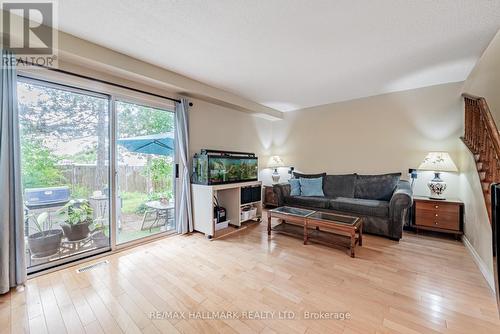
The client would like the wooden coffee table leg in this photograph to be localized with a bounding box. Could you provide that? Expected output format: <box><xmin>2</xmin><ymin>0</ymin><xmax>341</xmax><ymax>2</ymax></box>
<box><xmin>350</xmin><ymin>230</ymin><xmax>355</xmax><ymax>258</ymax></box>
<box><xmin>267</xmin><ymin>214</ymin><xmax>271</xmax><ymax>236</ymax></box>
<box><xmin>358</xmin><ymin>222</ymin><xmax>363</xmax><ymax>246</ymax></box>
<box><xmin>303</xmin><ymin>220</ymin><xmax>308</xmax><ymax>245</ymax></box>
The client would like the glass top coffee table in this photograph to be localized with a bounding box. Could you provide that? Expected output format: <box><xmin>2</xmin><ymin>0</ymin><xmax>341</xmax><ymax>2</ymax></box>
<box><xmin>268</xmin><ymin>206</ymin><xmax>362</xmax><ymax>257</ymax></box>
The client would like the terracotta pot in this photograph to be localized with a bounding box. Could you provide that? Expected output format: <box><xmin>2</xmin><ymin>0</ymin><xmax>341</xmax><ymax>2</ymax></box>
<box><xmin>28</xmin><ymin>229</ymin><xmax>63</xmax><ymax>258</ymax></box>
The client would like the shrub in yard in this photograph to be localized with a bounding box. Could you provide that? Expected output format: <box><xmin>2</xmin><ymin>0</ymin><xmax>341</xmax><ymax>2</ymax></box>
<box><xmin>71</xmin><ymin>184</ymin><xmax>91</xmax><ymax>199</ymax></box>
<box><xmin>142</xmin><ymin>157</ymin><xmax>173</xmax><ymax>193</ymax></box>
<box><xmin>21</xmin><ymin>139</ymin><xmax>65</xmax><ymax>188</ymax></box>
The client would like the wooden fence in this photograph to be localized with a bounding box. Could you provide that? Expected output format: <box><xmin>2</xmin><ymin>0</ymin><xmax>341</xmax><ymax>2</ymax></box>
<box><xmin>58</xmin><ymin>164</ymin><xmax>150</xmax><ymax>194</ymax></box>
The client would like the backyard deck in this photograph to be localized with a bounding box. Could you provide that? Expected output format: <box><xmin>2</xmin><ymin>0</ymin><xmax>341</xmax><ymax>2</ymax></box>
<box><xmin>25</xmin><ymin>211</ymin><xmax>176</xmax><ymax>269</ymax></box>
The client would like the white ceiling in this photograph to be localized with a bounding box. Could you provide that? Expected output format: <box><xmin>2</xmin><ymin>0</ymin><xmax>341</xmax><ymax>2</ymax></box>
<box><xmin>54</xmin><ymin>0</ymin><xmax>500</xmax><ymax>112</ymax></box>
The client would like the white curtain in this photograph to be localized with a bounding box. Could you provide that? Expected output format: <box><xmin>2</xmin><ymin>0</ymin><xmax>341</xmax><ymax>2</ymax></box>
<box><xmin>0</xmin><ymin>50</ymin><xmax>26</xmax><ymax>294</ymax></box>
<box><xmin>175</xmin><ymin>98</ymin><xmax>193</xmax><ymax>234</ymax></box>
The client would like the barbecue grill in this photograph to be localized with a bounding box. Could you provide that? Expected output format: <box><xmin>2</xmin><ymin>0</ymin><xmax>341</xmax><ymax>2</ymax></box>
<box><xmin>24</xmin><ymin>186</ymin><xmax>71</xmax><ymax>236</ymax></box>
<box><xmin>25</xmin><ymin>186</ymin><xmax>71</xmax><ymax>209</ymax></box>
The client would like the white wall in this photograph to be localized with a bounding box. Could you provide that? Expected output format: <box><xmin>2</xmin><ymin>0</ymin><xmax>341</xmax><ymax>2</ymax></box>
<box><xmin>458</xmin><ymin>29</ymin><xmax>500</xmax><ymax>289</ymax></box>
<box><xmin>189</xmin><ymin>98</ymin><xmax>273</xmax><ymax>167</ymax></box>
<box><xmin>464</xmin><ymin>29</ymin><xmax>500</xmax><ymax>124</ymax></box>
<box><xmin>270</xmin><ymin>82</ymin><xmax>464</xmax><ymax>197</ymax></box>
<box><xmin>458</xmin><ymin>141</ymin><xmax>493</xmax><ymax>287</ymax></box>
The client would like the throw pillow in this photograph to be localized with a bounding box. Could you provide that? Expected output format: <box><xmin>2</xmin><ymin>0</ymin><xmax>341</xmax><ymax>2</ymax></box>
<box><xmin>299</xmin><ymin>177</ymin><xmax>325</xmax><ymax>197</ymax></box>
<box><xmin>289</xmin><ymin>179</ymin><xmax>301</xmax><ymax>196</ymax></box>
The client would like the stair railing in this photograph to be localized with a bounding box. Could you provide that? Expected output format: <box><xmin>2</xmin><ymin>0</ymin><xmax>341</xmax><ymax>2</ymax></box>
<box><xmin>461</xmin><ymin>93</ymin><xmax>500</xmax><ymax>222</ymax></box>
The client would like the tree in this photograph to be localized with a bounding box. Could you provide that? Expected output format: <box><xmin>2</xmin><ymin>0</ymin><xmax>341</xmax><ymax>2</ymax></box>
<box><xmin>18</xmin><ymin>82</ymin><xmax>106</xmax><ymax>139</ymax></box>
<box><xmin>18</xmin><ymin>82</ymin><xmax>108</xmax><ymax>191</ymax></box>
<box><xmin>116</xmin><ymin>101</ymin><xmax>174</xmax><ymax>138</ymax></box>
<box><xmin>116</xmin><ymin>101</ymin><xmax>175</xmax><ymax>196</ymax></box>
<box><xmin>17</xmin><ymin>82</ymin><xmax>175</xmax><ymax>196</ymax></box>
<box><xmin>21</xmin><ymin>139</ymin><xmax>65</xmax><ymax>188</ymax></box>
<box><xmin>143</xmin><ymin>156</ymin><xmax>174</xmax><ymax>195</ymax></box>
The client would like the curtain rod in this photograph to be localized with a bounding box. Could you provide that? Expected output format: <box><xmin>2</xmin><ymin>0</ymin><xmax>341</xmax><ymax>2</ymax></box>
<box><xmin>20</xmin><ymin>62</ymin><xmax>193</xmax><ymax>106</ymax></box>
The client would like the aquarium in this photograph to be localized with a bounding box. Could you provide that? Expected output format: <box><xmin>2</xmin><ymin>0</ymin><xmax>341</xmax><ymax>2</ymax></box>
<box><xmin>192</xmin><ymin>150</ymin><xmax>258</xmax><ymax>185</ymax></box>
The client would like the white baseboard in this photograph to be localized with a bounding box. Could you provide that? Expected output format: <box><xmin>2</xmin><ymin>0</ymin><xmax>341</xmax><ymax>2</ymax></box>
<box><xmin>463</xmin><ymin>236</ymin><xmax>495</xmax><ymax>292</ymax></box>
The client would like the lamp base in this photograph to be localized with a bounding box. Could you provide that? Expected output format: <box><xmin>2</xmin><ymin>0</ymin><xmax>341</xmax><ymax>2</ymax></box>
<box><xmin>271</xmin><ymin>168</ymin><xmax>280</xmax><ymax>183</ymax></box>
<box><xmin>428</xmin><ymin>172</ymin><xmax>447</xmax><ymax>200</ymax></box>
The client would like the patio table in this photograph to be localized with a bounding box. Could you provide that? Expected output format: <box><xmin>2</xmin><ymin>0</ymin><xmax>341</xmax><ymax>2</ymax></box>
<box><xmin>140</xmin><ymin>200</ymin><xmax>174</xmax><ymax>231</ymax></box>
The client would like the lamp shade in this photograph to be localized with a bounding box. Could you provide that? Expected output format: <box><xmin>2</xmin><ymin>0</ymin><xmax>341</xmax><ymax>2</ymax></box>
<box><xmin>418</xmin><ymin>152</ymin><xmax>458</xmax><ymax>172</ymax></box>
<box><xmin>267</xmin><ymin>155</ymin><xmax>285</xmax><ymax>168</ymax></box>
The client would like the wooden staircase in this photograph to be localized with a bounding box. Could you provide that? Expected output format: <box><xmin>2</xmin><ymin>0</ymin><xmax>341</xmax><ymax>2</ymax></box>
<box><xmin>461</xmin><ymin>93</ymin><xmax>500</xmax><ymax>222</ymax></box>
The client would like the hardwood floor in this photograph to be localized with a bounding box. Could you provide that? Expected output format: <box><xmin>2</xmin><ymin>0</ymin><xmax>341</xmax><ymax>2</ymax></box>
<box><xmin>1</xmin><ymin>213</ymin><xmax>499</xmax><ymax>334</ymax></box>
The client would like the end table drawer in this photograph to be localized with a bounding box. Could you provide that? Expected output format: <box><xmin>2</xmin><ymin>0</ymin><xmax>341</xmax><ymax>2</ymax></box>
<box><xmin>416</xmin><ymin>209</ymin><xmax>460</xmax><ymax>231</ymax></box>
<box><xmin>412</xmin><ymin>197</ymin><xmax>463</xmax><ymax>236</ymax></box>
<box><xmin>415</xmin><ymin>201</ymin><xmax>459</xmax><ymax>214</ymax></box>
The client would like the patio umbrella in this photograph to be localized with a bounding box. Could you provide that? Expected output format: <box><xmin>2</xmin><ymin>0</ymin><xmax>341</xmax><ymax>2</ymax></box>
<box><xmin>116</xmin><ymin>133</ymin><xmax>174</xmax><ymax>156</ymax></box>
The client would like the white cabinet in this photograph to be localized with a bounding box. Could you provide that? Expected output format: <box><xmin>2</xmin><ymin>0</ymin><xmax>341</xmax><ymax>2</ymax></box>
<box><xmin>191</xmin><ymin>181</ymin><xmax>262</xmax><ymax>239</ymax></box>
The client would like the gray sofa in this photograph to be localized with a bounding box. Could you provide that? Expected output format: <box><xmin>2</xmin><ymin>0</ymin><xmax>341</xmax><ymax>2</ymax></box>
<box><xmin>272</xmin><ymin>172</ymin><xmax>413</xmax><ymax>240</ymax></box>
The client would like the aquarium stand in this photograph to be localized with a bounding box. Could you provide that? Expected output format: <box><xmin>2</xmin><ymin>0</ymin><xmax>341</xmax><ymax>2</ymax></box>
<box><xmin>192</xmin><ymin>180</ymin><xmax>263</xmax><ymax>239</ymax></box>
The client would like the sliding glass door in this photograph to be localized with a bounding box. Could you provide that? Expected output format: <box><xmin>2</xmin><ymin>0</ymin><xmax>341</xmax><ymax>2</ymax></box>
<box><xmin>17</xmin><ymin>76</ymin><xmax>177</xmax><ymax>273</ymax></box>
<box><xmin>115</xmin><ymin>100</ymin><xmax>176</xmax><ymax>244</ymax></box>
<box><xmin>18</xmin><ymin>78</ymin><xmax>111</xmax><ymax>273</ymax></box>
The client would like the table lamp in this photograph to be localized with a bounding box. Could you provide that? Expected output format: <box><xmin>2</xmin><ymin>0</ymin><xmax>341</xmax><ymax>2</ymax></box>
<box><xmin>418</xmin><ymin>152</ymin><xmax>458</xmax><ymax>200</ymax></box>
<box><xmin>268</xmin><ymin>155</ymin><xmax>285</xmax><ymax>183</ymax></box>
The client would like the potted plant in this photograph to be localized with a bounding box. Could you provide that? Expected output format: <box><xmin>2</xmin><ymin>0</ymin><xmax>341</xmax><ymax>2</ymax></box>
<box><xmin>159</xmin><ymin>192</ymin><xmax>173</xmax><ymax>205</ymax></box>
<box><xmin>58</xmin><ymin>200</ymin><xmax>94</xmax><ymax>241</ymax></box>
<box><xmin>27</xmin><ymin>212</ymin><xmax>63</xmax><ymax>258</ymax></box>
<box><xmin>90</xmin><ymin>221</ymin><xmax>109</xmax><ymax>248</ymax></box>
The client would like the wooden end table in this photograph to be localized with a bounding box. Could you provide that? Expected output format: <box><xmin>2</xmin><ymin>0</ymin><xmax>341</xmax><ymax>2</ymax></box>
<box><xmin>263</xmin><ymin>185</ymin><xmax>278</xmax><ymax>208</ymax></box>
<box><xmin>412</xmin><ymin>196</ymin><xmax>463</xmax><ymax>239</ymax></box>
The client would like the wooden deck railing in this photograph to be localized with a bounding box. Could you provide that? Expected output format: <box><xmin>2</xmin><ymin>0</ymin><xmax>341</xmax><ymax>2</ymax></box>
<box><xmin>461</xmin><ymin>93</ymin><xmax>500</xmax><ymax>222</ymax></box>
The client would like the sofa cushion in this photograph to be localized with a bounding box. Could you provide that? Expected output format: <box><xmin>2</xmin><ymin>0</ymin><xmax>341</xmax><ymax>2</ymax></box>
<box><xmin>323</xmin><ymin>174</ymin><xmax>356</xmax><ymax>198</ymax></box>
<box><xmin>293</xmin><ymin>172</ymin><xmax>327</xmax><ymax>179</ymax></box>
<box><xmin>299</xmin><ymin>177</ymin><xmax>325</xmax><ymax>197</ymax></box>
<box><xmin>284</xmin><ymin>196</ymin><xmax>329</xmax><ymax>209</ymax></box>
<box><xmin>354</xmin><ymin>173</ymin><xmax>401</xmax><ymax>201</ymax></box>
<box><xmin>330</xmin><ymin>197</ymin><xmax>389</xmax><ymax>218</ymax></box>
<box><xmin>289</xmin><ymin>179</ymin><xmax>301</xmax><ymax>196</ymax></box>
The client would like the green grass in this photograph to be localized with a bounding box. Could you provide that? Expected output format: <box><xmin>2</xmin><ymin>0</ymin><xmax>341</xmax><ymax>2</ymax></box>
<box><xmin>120</xmin><ymin>191</ymin><xmax>148</xmax><ymax>214</ymax></box>
<box><xmin>117</xmin><ymin>227</ymin><xmax>163</xmax><ymax>244</ymax></box>
<box><xmin>100</xmin><ymin>225</ymin><xmax>164</xmax><ymax>244</ymax></box>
